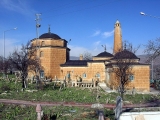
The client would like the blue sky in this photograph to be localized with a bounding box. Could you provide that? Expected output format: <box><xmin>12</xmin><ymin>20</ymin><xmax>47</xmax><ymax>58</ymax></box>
<box><xmin>0</xmin><ymin>0</ymin><xmax>160</xmax><ymax>57</ymax></box>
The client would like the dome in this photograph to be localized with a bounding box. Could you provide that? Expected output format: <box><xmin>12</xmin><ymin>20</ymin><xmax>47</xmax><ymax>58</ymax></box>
<box><xmin>39</xmin><ymin>32</ymin><xmax>61</xmax><ymax>39</ymax></box>
<box><xmin>113</xmin><ymin>49</ymin><xmax>139</xmax><ymax>59</ymax></box>
<box><xmin>39</xmin><ymin>26</ymin><xmax>61</xmax><ymax>39</ymax></box>
<box><xmin>95</xmin><ymin>51</ymin><xmax>113</xmax><ymax>57</ymax></box>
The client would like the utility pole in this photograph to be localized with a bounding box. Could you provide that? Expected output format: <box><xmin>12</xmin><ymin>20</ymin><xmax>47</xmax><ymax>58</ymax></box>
<box><xmin>35</xmin><ymin>13</ymin><xmax>41</xmax><ymax>48</ymax></box>
<box><xmin>35</xmin><ymin>13</ymin><xmax>41</xmax><ymax>78</ymax></box>
<box><xmin>152</xmin><ymin>58</ymin><xmax>153</xmax><ymax>81</ymax></box>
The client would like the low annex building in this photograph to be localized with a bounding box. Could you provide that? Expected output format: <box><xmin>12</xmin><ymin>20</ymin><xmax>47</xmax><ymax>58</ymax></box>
<box><xmin>29</xmin><ymin>20</ymin><xmax>150</xmax><ymax>91</ymax></box>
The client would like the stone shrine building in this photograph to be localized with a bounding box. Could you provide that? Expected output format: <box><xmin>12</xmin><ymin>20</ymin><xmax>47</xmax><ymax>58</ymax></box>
<box><xmin>29</xmin><ymin>20</ymin><xmax>150</xmax><ymax>91</ymax></box>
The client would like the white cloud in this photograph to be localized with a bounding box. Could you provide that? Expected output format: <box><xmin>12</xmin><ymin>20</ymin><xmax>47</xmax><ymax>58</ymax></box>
<box><xmin>68</xmin><ymin>43</ymin><xmax>113</xmax><ymax>57</ymax></box>
<box><xmin>102</xmin><ymin>30</ymin><xmax>114</xmax><ymax>38</ymax></box>
<box><xmin>91</xmin><ymin>30</ymin><xmax>101</xmax><ymax>37</ymax></box>
<box><xmin>93</xmin><ymin>40</ymin><xmax>101</xmax><ymax>51</ymax></box>
<box><xmin>0</xmin><ymin>0</ymin><xmax>36</xmax><ymax>17</ymax></box>
<box><xmin>68</xmin><ymin>45</ymin><xmax>89</xmax><ymax>57</ymax></box>
<box><xmin>0</xmin><ymin>38</ymin><xmax>21</xmax><ymax>57</ymax></box>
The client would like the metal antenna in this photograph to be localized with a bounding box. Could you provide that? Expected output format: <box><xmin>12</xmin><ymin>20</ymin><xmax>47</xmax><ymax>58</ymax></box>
<box><xmin>102</xmin><ymin>45</ymin><xmax>106</xmax><ymax>52</ymax></box>
<box><xmin>35</xmin><ymin>13</ymin><xmax>41</xmax><ymax>48</ymax></box>
<box><xmin>68</xmin><ymin>39</ymin><xmax>71</xmax><ymax>44</ymax></box>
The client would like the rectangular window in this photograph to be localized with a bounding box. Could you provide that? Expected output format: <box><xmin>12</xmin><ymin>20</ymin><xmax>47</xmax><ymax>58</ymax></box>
<box><xmin>82</xmin><ymin>73</ymin><xmax>87</xmax><ymax>78</ymax></box>
<box><xmin>41</xmin><ymin>41</ymin><xmax>45</xmax><ymax>46</ymax></box>
<box><xmin>40</xmin><ymin>70</ymin><xmax>44</xmax><ymax>78</ymax></box>
<box><xmin>40</xmin><ymin>51</ymin><xmax>43</xmax><ymax>57</ymax></box>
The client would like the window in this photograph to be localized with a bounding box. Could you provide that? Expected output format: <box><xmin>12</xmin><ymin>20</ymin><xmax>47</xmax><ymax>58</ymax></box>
<box><xmin>82</xmin><ymin>73</ymin><xmax>87</xmax><ymax>78</ymax></box>
<box><xmin>129</xmin><ymin>75</ymin><xmax>134</xmax><ymax>81</ymax></box>
<box><xmin>40</xmin><ymin>51</ymin><xmax>43</xmax><ymax>57</ymax></box>
<box><xmin>96</xmin><ymin>73</ymin><xmax>100</xmax><ymax>78</ymax></box>
<box><xmin>40</xmin><ymin>70</ymin><xmax>44</xmax><ymax>78</ymax></box>
<box><xmin>66</xmin><ymin>72</ymin><xmax>70</xmax><ymax>79</ymax></box>
<box><xmin>41</xmin><ymin>41</ymin><xmax>45</xmax><ymax>46</ymax></box>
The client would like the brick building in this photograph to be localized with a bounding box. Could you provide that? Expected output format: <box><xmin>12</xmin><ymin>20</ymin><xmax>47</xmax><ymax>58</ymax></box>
<box><xmin>30</xmin><ymin>20</ymin><xmax>150</xmax><ymax>91</ymax></box>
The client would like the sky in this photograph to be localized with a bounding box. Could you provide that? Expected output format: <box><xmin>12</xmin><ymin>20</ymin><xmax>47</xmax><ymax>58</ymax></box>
<box><xmin>0</xmin><ymin>0</ymin><xmax>160</xmax><ymax>57</ymax></box>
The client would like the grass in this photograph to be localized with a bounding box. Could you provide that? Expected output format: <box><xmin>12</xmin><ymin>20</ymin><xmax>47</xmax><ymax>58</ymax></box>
<box><xmin>0</xmin><ymin>80</ymin><xmax>109</xmax><ymax>104</ymax></box>
<box><xmin>0</xmin><ymin>73</ymin><xmax>160</xmax><ymax>119</ymax></box>
<box><xmin>0</xmin><ymin>103</ymin><xmax>36</xmax><ymax>120</ymax></box>
<box><xmin>0</xmin><ymin>103</ymin><xmax>115</xmax><ymax>120</ymax></box>
<box><xmin>0</xmin><ymin>76</ymin><xmax>160</xmax><ymax>104</ymax></box>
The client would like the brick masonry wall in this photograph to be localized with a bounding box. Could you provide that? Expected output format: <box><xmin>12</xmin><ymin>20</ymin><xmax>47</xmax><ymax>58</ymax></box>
<box><xmin>110</xmin><ymin>65</ymin><xmax>150</xmax><ymax>91</ymax></box>
<box><xmin>60</xmin><ymin>62</ymin><xmax>105</xmax><ymax>82</ymax></box>
<box><xmin>30</xmin><ymin>38</ymin><xmax>69</xmax><ymax>79</ymax></box>
<box><xmin>31</xmin><ymin>39</ymin><xmax>66</xmax><ymax>47</ymax></box>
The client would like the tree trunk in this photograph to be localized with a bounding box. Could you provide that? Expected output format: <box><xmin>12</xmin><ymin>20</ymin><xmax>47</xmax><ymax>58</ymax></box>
<box><xmin>22</xmin><ymin>79</ymin><xmax>25</xmax><ymax>89</ymax></box>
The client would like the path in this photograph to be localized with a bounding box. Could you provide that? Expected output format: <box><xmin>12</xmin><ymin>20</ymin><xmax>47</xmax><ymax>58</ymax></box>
<box><xmin>1</xmin><ymin>99</ymin><xmax>160</xmax><ymax>109</ymax></box>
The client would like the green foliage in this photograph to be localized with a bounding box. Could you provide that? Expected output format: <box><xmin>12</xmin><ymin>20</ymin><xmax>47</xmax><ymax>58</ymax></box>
<box><xmin>0</xmin><ymin>80</ymin><xmax>160</xmax><ymax>105</ymax></box>
<box><xmin>0</xmin><ymin>104</ymin><xmax>115</xmax><ymax>120</ymax></box>
<box><xmin>0</xmin><ymin>104</ymin><xmax>36</xmax><ymax>120</ymax></box>
<box><xmin>0</xmin><ymin>80</ymin><xmax>160</xmax><ymax>120</ymax></box>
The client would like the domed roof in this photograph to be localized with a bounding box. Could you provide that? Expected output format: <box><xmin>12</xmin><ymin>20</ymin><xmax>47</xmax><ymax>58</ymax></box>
<box><xmin>95</xmin><ymin>51</ymin><xmax>113</xmax><ymax>57</ymax></box>
<box><xmin>39</xmin><ymin>32</ymin><xmax>61</xmax><ymax>39</ymax></box>
<box><xmin>113</xmin><ymin>49</ymin><xmax>139</xmax><ymax>59</ymax></box>
<box><xmin>39</xmin><ymin>26</ymin><xmax>61</xmax><ymax>39</ymax></box>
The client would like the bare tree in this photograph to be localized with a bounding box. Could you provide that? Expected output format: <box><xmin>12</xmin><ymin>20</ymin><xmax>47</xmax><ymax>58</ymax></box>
<box><xmin>83</xmin><ymin>51</ymin><xmax>92</xmax><ymax>60</ymax></box>
<box><xmin>144</xmin><ymin>38</ymin><xmax>160</xmax><ymax>81</ymax></box>
<box><xmin>9</xmin><ymin>41</ymin><xmax>40</xmax><ymax>90</ymax></box>
<box><xmin>144</xmin><ymin>38</ymin><xmax>160</xmax><ymax>62</ymax></box>
<box><xmin>154</xmin><ymin>65</ymin><xmax>160</xmax><ymax>80</ymax></box>
<box><xmin>0</xmin><ymin>56</ymin><xmax>12</xmax><ymax>75</ymax></box>
<box><xmin>110</xmin><ymin>43</ymin><xmax>139</xmax><ymax>100</ymax></box>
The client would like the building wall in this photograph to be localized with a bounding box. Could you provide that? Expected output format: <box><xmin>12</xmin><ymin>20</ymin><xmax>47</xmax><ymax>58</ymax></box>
<box><xmin>30</xmin><ymin>38</ymin><xmax>69</xmax><ymax>79</ymax></box>
<box><xmin>31</xmin><ymin>39</ymin><xmax>66</xmax><ymax>47</ymax></box>
<box><xmin>50</xmin><ymin>48</ymin><xmax>67</xmax><ymax>78</ymax></box>
<box><xmin>132</xmin><ymin>65</ymin><xmax>150</xmax><ymax>91</ymax></box>
<box><xmin>92</xmin><ymin>57</ymin><xmax>113</xmax><ymax>60</ymax></box>
<box><xmin>60</xmin><ymin>62</ymin><xmax>106</xmax><ymax>82</ymax></box>
<box><xmin>110</xmin><ymin>65</ymin><xmax>150</xmax><ymax>91</ymax></box>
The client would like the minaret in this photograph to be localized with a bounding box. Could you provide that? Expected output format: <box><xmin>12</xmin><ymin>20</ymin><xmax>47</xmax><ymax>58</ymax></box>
<box><xmin>113</xmin><ymin>20</ymin><xmax>122</xmax><ymax>54</ymax></box>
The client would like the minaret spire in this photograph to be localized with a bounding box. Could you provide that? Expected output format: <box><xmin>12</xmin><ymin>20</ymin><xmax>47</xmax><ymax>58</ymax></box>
<box><xmin>113</xmin><ymin>20</ymin><xmax>122</xmax><ymax>54</ymax></box>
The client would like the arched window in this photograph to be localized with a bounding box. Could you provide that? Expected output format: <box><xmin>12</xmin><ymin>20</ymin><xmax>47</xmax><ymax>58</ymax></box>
<box><xmin>96</xmin><ymin>73</ymin><xmax>100</xmax><ymax>78</ymax></box>
<box><xmin>40</xmin><ymin>70</ymin><xmax>44</xmax><ymax>78</ymax></box>
<box><xmin>129</xmin><ymin>75</ymin><xmax>134</xmax><ymax>81</ymax></box>
<box><xmin>40</xmin><ymin>51</ymin><xmax>44</xmax><ymax>57</ymax></box>
<box><xmin>41</xmin><ymin>41</ymin><xmax>45</xmax><ymax>46</ymax></box>
<box><xmin>82</xmin><ymin>73</ymin><xmax>87</xmax><ymax>78</ymax></box>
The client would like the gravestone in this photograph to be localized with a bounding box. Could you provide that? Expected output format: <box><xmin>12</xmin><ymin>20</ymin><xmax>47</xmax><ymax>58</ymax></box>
<box><xmin>91</xmin><ymin>103</ymin><xmax>104</xmax><ymax>109</ymax></box>
<box><xmin>114</xmin><ymin>96</ymin><xmax>123</xmax><ymax>120</ymax></box>
<box><xmin>132</xmin><ymin>87</ymin><xmax>136</xmax><ymax>96</ymax></box>
<box><xmin>98</xmin><ymin>111</ymin><xmax>104</xmax><ymax>120</ymax></box>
